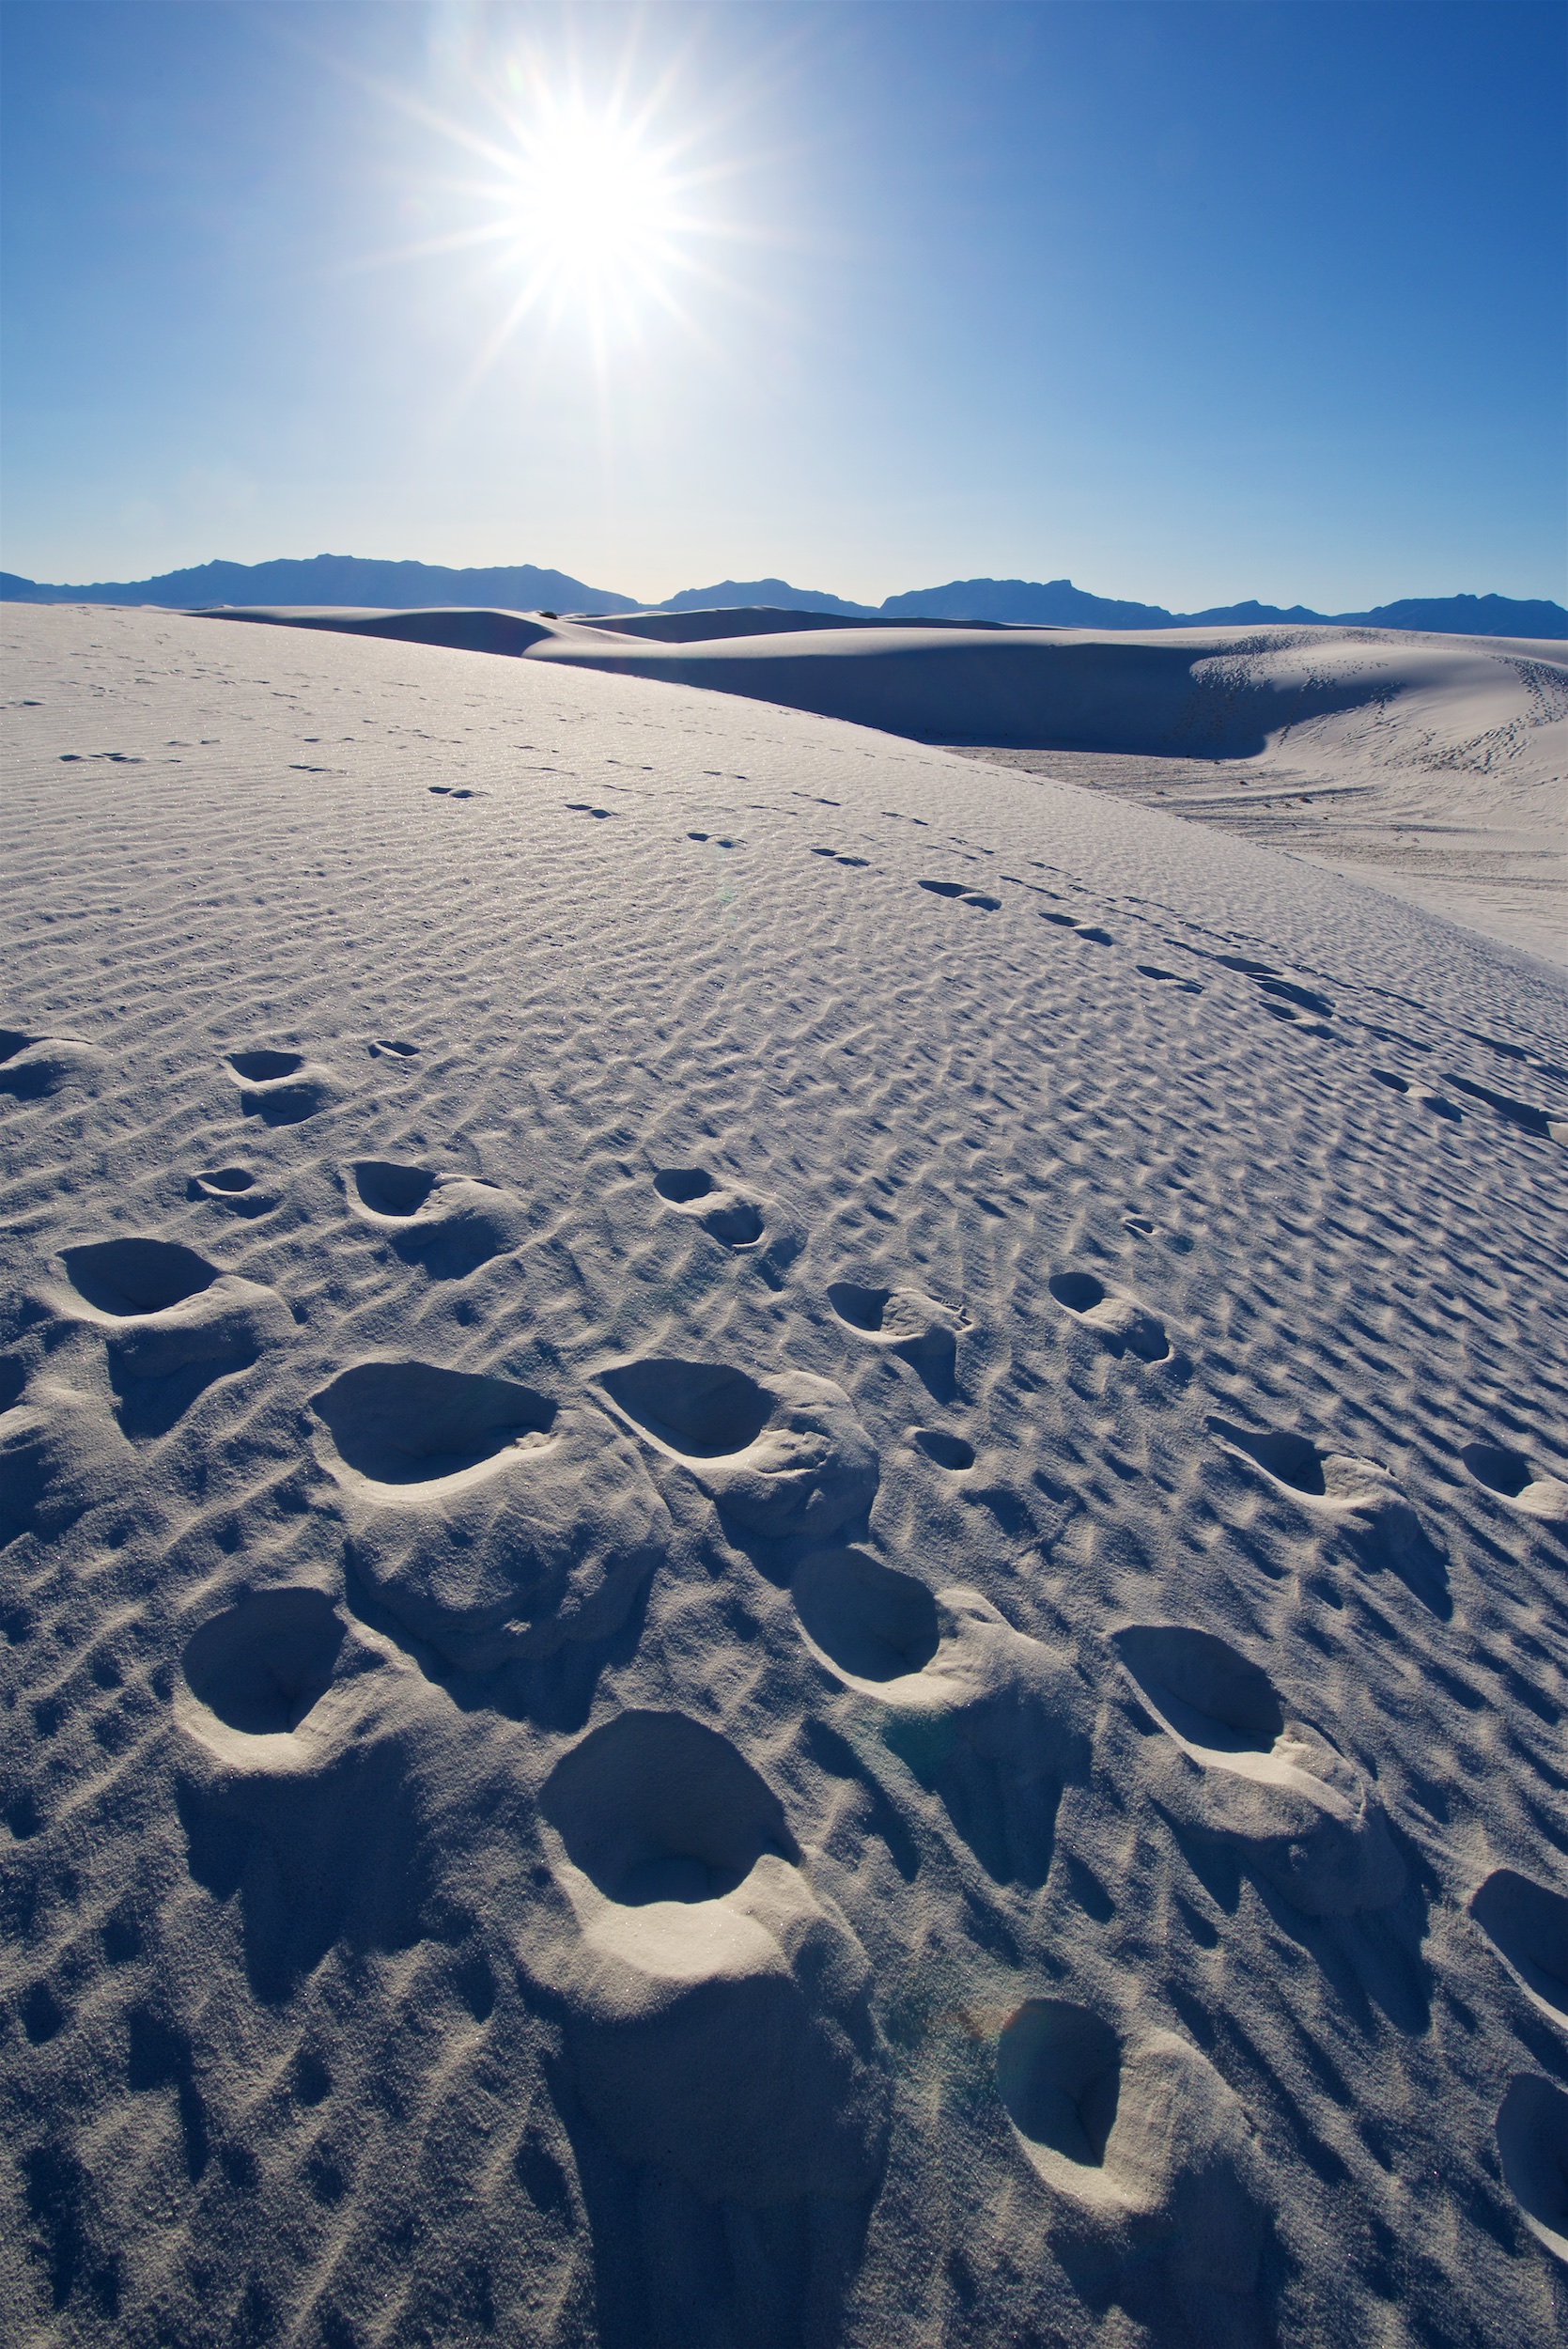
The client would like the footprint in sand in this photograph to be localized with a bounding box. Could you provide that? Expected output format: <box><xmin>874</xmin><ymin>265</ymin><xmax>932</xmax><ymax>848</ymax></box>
<box><xmin>1048</xmin><ymin>1271</ymin><xmax>1170</xmax><ymax>1363</ymax></box>
<box><xmin>1442</xmin><ymin>1074</ymin><xmax>1566</xmax><ymax>1142</ymax></box>
<box><xmin>529</xmin><ymin>1709</ymin><xmax>888</xmax><ymax>2205</ymax></box>
<box><xmin>565</xmin><ymin>801</ymin><xmax>614</xmax><ymax>818</ymax></box>
<box><xmin>0</xmin><ymin>1377</ymin><xmax>128</xmax><ymax>1542</ymax></box>
<box><xmin>598</xmin><ymin>1358</ymin><xmax>877</xmax><ymax>1546</ymax></box>
<box><xmin>1136</xmin><ymin>964</ymin><xmax>1203</xmax><ymax>994</ymax></box>
<box><xmin>908</xmin><ymin>1427</ymin><xmax>975</xmax><ymax>1470</ymax></box>
<box><xmin>1461</xmin><ymin>1440</ymin><xmax>1568</xmax><ymax>1526</ymax></box>
<box><xmin>1038</xmin><ymin>910</ymin><xmax>1111</xmax><ymax>942</ymax></box>
<box><xmin>309</xmin><ymin>1360</ymin><xmax>669</xmax><ymax>1670</ymax></box>
<box><xmin>1254</xmin><ymin>976</ymin><xmax>1334</xmax><ymax>1019</ymax></box>
<box><xmin>652</xmin><ymin>1166</ymin><xmax>768</xmax><ymax>1249</ymax></box>
<box><xmin>50</xmin><ymin>1237</ymin><xmax>292</xmax><ymax>1440</ymax></box>
<box><xmin>919</xmin><ymin>879</ymin><xmax>1001</xmax><ymax>910</ymax></box>
<box><xmin>829</xmin><ymin>1281</ymin><xmax>970</xmax><ymax>1395</ymax></box>
<box><xmin>791</xmin><ymin>1557</ymin><xmax>1088</xmax><ymax>1886</ymax></box>
<box><xmin>0</xmin><ymin>1028</ymin><xmax>105</xmax><ymax>1100</ymax></box>
<box><xmin>1210</xmin><ymin>1419</ymin><xmax>1448</xmax><ymax>1598</ymax></box>
<box><xmin>189</xmin><ymin>1167</ymin><xmax>274</xmax><ymax>1218</ymax></box>
<box><xmin>428</xmin><ymin>785</ymin><xmax>487</xmax><ymax>801</ymax></box>
<box><xmin>1121</xmin><ymin>1215</ymin><xmax>1194</xmax><ymax>1253</ymax></box>
<box><xmin>1111</xmin><ymin>1622</ymin><xmax>1405</xmax><ymax>1915</ymax></box>
<box><xmin>345</xmin><ymin>1160</ymin><xmax>525</xmax><ymax>1279</ymax></box>
<box><xmin>1496</xmin><ymin>2077</ymin><xmax>1568</xmax><ymax>2263</ymax></box>
<box><xmin>176</xmin><ymin>1588</ymin><xmax>403</xmax><ymax>1773</ymax></box>
<box><xmin>368</xmin><ymin>1038</ymin><xmax>419</xmax><ymax>1063</ymax></box>
<box><xmin>996</xmin><ymin>1999</ymin><xmax>1266</xmax><ymax>2300</ymax></box>
<box><xmin>223</xmin><ymin>1048</ymin><xmax>336</xmax><ymax>1126</ymax></box>
<box><xmin>1469</xmin><ymin>1871</ymin><xmax>1568</xmax><ymax>2027</ymax></box>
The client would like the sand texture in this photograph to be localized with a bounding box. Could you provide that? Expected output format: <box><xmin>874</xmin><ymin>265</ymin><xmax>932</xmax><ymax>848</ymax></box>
<box><xmin>204</xmin><ymin>607</ymin><xmax>1568</xmax><ymax>970</ymax></box>
<box><xmin>3</xmin><ymin>602</ymin><xmax>1567</xmax><ymax>2348</ymax></box>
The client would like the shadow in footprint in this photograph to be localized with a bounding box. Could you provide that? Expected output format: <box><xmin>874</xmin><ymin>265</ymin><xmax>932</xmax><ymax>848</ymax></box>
<box><xmin>347</xmin><ymin>1160</ymin><xmax>525</xmax><ymax>1278</ymax></box>
<box><xmin>541</xmin><ymin>1708</ymin><xmax>798</xmax><ymax>1901</ymax></box>
<box><xmin>995</xmin><ymin>2000</ymin><xmax>1267</xmax><ymax>2323</ymax></box>
<box><xmin>1470</xmin><ymin>1872</ymin><xmax>1568</xmax><ymax>2025</ymax></box>
<box><xmin>1496</xmin><ymin>2076</ymin><xmax>1568</xmax><ymax>2262</ymax></box>
<box><xmin>531</xmin><ymin>1710</ymin><xmax>889</xmax><ymax>2230</ymax></box>
<box><xmin>1461</xmin><ymin>1440</ymin><xmax>1568</xmax><ymax>1530</ymax></box>
<box><xmin>189</xmin><ymin>1168</ymin><xmax>273</xmax><ymax>1218</ymax></box>
<box><xmin>795</xmin><ymin>1563</ymin><xmax>1086</xmax><ymax>1889</ymax></box>
<box><xmin>598</xmin><ymin>1358</ymin><xmax>877</xmax><ymax>1556</ymax></box>
<box><xmin>313</xmin><ymin>1361</ymin><xmax>667</xmax><ymax>1673</ymax></box>
<box><xmin>910</xmin><ymin>1428</ymin><xmax>975</xmax><ymax>1471</ymax></box>
<box><xmin>311</xmin><ymin>1359</ymin><xmax>555</xmax><ymax>1484</ymax></box>
<box><xmin>1443</xmin><ymin>1074</ymin><xmax>1560</xmax><ymax>1141</ymax></box>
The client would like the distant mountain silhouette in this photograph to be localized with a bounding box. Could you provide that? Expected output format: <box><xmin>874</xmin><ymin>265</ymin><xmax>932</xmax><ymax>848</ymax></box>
<box><xmin>0</xmin><ymin>552</ymin><xmax>637</xmax><ymax>616</ymax></box>
<box><xmin>656</xmin><ymin>577</ymin><xmax>873</xmax><ymax>617</ymax></box>
<box><xmin>872</xmin><ymin>578</ymin><xmax>1566</xmax><ymax>638</ymax></box>
<box><xmin>1</xmin><ymin>555</ymin><xmax>1560</xmax><ymax>639</ymax></box>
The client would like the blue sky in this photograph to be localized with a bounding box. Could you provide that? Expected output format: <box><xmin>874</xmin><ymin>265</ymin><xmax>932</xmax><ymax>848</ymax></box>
<box><xmin>2</xmin><ymin>0</ymin><xmax>1562</xmax><ymax>607</ymax></box>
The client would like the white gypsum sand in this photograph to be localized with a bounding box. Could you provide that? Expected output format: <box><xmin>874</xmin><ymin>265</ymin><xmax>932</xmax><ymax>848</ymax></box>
<box><xmin>2</xmin><ymin>600</ymin><xmax>1566</xmax><ymax>2348</ymax></box>
<box><xmin>203</xmin><ymin>606</ymin><xmax>1568</xmax><ymax>970</ymax></box>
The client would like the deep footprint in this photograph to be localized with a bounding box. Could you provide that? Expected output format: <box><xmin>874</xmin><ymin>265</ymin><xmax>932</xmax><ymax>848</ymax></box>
<box><xmin>1048</xmin><ymin>1271</ymin><xmax>1169</xmax><ymax>1362</ymax></box>
<box><xmin>1111</xmin><ymin>1622</ymin><xmax>1405</xmax><ymax>1915</ymax></box>
<box><xmin>652</xmin><ymin>1166</ymin><xmax>767</xmax><ymax>1248</ymax></box>
<box><xmin>224</xmin><ymin>1047</ymin><xmax>334</xmax><ymax>1125</ymax></box>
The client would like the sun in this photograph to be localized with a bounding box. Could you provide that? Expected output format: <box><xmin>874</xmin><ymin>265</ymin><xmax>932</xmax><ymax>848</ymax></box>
<box><xmin>447</xmin><ymin>79</ymin><xmax>715</xmax><ymax>367</ymax></box>
<box><xmin>517</xmin><ymin>101</ymin><xmax>682</xmax><ymax>297</ymax></box>
<box><xmin>361</xmin><ymin>47</ymin><xmax>745</xmax><ymax>394</ymax></box>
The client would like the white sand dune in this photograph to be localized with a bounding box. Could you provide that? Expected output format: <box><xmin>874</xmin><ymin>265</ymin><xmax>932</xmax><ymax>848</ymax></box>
<box><xmin>207</xmin><ymin>604</ymin><xmax>1568</xmax><ymax>967</ymax></box>
<box><xmin>3</xmin><ymin>601</ymin><xmax>1567</xmax><ymax>2347</ymax></box>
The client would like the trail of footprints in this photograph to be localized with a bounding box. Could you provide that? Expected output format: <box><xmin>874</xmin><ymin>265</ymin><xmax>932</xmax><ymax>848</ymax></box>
<box><xmin>414</xmin><ymin>767</ymin><xmax>1566</xmax><ymax>1149</ymax></box>
<box><xmin>5</xmin><ymin>1017</ymin><xmax>1568</xmax><ymax>2319</ymax></box>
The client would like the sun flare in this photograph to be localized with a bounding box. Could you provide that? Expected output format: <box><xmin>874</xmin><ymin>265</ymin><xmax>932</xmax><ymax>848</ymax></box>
<box><xmin>518</xmin><ymin>106</ymin><xmax>680</xmax><ymax>289</ymax></box>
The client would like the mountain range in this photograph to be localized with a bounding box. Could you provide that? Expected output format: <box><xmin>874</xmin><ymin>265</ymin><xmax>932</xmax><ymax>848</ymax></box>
<box><xmin>1</xmin><ymin>553</ymin><xmax>1561</xmax><ymax>638</ymax></box>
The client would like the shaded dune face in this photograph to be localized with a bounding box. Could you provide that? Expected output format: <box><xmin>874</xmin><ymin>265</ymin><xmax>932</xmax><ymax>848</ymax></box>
<box><xmin>535</xmin><ymin>1712</ymin><xmax>889</xmax><ymax>2207</ymax></box>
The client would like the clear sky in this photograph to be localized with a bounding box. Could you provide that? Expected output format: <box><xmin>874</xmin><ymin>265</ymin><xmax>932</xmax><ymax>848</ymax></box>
<box><xmin>2</xmin><ymin>0</ymin><xmax>1562</xmax><ymax>609</ymax></box>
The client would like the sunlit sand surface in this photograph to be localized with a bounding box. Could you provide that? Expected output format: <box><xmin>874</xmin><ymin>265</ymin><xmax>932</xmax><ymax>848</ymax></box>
<box><xmin>4</xmin><ymin>603</ymin><xmax>1566</xmax><ymax>2346</ymax></box>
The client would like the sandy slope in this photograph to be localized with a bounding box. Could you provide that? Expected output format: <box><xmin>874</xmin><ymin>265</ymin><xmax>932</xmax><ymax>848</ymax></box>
<box><xmin>207</xmin><ymin>607</ymin><xmax>1568</xmax><ymax>968</ymax></box>
<box><xmin>3</xmin><ymin>602</ymin><xmax>1567</xmax><ymax>2349</ymax></box>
